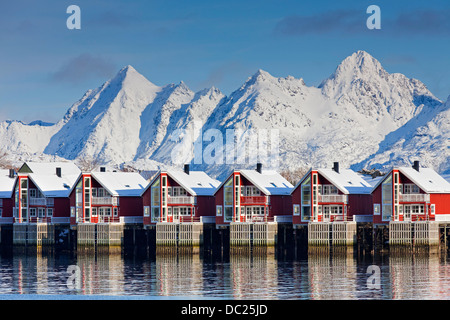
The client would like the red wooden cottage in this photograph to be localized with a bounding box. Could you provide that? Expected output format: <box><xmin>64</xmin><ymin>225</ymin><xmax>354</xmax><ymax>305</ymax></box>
<box><xmin>69</xmin><ymin>168</ymin><xmax>148</xmax><ymax>226</ymax></box>
<box><xmin>13</xmin><ymin>162</ymin><xmax>81</xmax><ymax>224</ymax></box>
<box><xmin>215</xmin><ymin>164</ymin><xmax>293</xmax><ymax>227</ymax></box>
<box><xmin>371</xmin><ymin>161</ymin><xmax>450</xmax><ymax>224</ymax></box>
<box><xmin>0</xmin><ymin>169</ymin><xmax>16</xmax><ymax>225</ymax></box>
<box><xmin>142</xmin><ymin>165</ymin><xmax>220</xmax><ymax>226</ymax></box>
<box><xmin>291</xmin><ymin>163</ymin><xmax>373</xmax><ymax>227</ymax></box>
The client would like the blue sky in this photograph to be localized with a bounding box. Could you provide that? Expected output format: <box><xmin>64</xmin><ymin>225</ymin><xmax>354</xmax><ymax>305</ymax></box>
<box><xmin>0</xmin><ymin>0</ymin><xmax>449</xmax><ymax>123</ymax></box>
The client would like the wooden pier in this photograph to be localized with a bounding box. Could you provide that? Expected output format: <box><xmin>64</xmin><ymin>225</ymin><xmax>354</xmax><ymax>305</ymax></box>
<box><xmin>76</xmin><ymin>223</ymin><xmax>124</xmax><ymax>246</ymax></box>
<box><xmin>13</xmin><ymin>223</ymin><xmax>55</xmax><ymax>246</ymax></box>
<box><xmin>389</xmin><ymin>221</ymin><xmax>439</xmax><ymax>246</ymax></box>
<box><xmin>308</xmin><ymin>221</ymin><xmax>357</xmax><ymax>246</ymax></box>
<box><xmin>230</xmin><ymin>222</ymin><xmax>278</xmax><ymax>246</ymax></box>
<box><xmin>156</xmin><ymin>222</ymin><xmax>204</xmax><ymax>246</ymax></box>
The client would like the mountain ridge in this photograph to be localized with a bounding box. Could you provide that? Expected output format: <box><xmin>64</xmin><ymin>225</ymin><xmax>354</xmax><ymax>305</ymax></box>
<box><xmin>0</xmin><ymin>50</ymin><xmax>448</xmax><ymax>179</ymax></box>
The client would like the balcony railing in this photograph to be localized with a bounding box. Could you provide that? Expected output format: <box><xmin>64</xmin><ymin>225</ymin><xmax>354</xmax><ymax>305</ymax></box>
<box><xmin>28</xmin><ymin>198</ymin><xmax>54</xmax><ymax>206</ymax></box>
<box><xmin>92</xmin><ymin>197</ymin><xmax>118</xmax><ymax>205</ymax></box>
<box><xmin>399</xmin><ymin>194</ymin><xmax>430</xmax><ymax>202</ymax></box>
<box><xmin>167</xmin><ymin>196</ymin><xmax>196</xmax><ymax>205</ymax></box>
<box><xmin>392</xmin><ymin>214</ymin><xmax>434</xmax><ymax>222</ymax></box>
<box><xmin>233</xmin><ymin>215</ymin><xmax>275</xmax><ymax>223</ymax></box>
<box><xmin>318</xmin><ymin>194</ymin><xmax>347</xmax><ymax>203</ymax></box>
<box><xmin>13</xmin><ymin>217</ymin><xmax>52</xmax><ymax>223</ymax></box>
<box><xmin>77</xmin><ymin>216</ymin><xmax>121</xmax><ymax>223</ymax></box>
<box><xmin>314</xmin><ymin>215</ymin><xmax>353</xmax><ymax>222</ymax></box>
<box><xmin>154</xmin><ymin>216</ymin><xmax>201</xmax><ymax>223</ymax></box>
<box><xmin>240</xmin><ymin>196</ymin><xmax>269</xmax><ymax>205</ymax></box>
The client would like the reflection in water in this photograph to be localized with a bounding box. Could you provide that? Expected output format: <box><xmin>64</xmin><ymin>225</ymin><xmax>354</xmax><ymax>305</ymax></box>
<box><xmin>389</xmin><ymin>248</ymin><xmax>449</xmax><ymax>300</ymax></box>
<box><xmin>0</xmin><ymin>247</ymin><xmax>449</xmax><ymax>299</ymax></box>
<box><xmin>307</xmin><ymin>247</ymin><xmax>357</xmax><ymax>300</ymax></box>
<box><xmin>229</xmin><ymin>247</ymin><xmax>278</xmax><ymax>299</ymax></box>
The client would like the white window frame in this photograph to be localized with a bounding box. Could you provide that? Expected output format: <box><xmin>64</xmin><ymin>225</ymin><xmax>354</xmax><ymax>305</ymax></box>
<box><xmin>144</xmin><ymin>206</ymin><xmax>150</xmax><ymax>217</ymax></box>
<box><xmin>216</xmin><ymin>205</ymin><xmax>223</xmax><ymax>217</ymax></box>
<box><xmin>30</xmin><ymin>208</ymin><xmax>37</xmax><ymax>217</ymax></box>
<box><xmin>293</xmin><ymin>204</ymin><xmax>300</xmax><ymax>216</ymax></box>
<box><xmin>430</xmin><ymin>204</ymin><xmax>435</xmax><ymax>215</ymax></box>
<box><xmin>47</xmin><ymin>208</ymin><xmax>53</xmax><ymax>217</ymax></box>
<box><xmin>38</xmin><ymin>207</ymin><xmax>45</xmax><ymax>218</ymax></box>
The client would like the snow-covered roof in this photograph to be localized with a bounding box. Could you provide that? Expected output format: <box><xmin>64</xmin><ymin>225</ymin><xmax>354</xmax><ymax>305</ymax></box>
<box><xmin>20</xmin><ymin>162</ymin><xmax>81</xmax><ymax>176</ymax></box>
<box><xmin>293</xmin><ymin>168</ymin><xmax>372</xmax><ymax>195</ymax></box>
<box><xmin>318</xmin><ymin>168</ymin><xmax>373</xmax><ymax>194</ymax></box>
<box><xmin>164</xmin><ymin>170</ymin><xmax>220</xmax><ymax>196</ymax></box>
<box><xmin>91</xmin><ymin>171</ymin><xmax>148</xmax><ymax>197</ymax></box>
<box><xmin>216</xmin><ymin>169</ymin><xmax>293</xmax><ymax>196</ymax></box>
<box><xmin>371</xmin><ymin>167</ymin><xmax>450</xmax><ymax>194</ymax></box>
<box><xmin>399</xmin><ymin>167</ymin><xmax>450</xmax><ymax>193</ymax></box>
<box><xmin>20</xmin><ymin>162</ymin><xmax>82</xmax><ymax>198</ymax></box>
<box><xmin>0</xmin><ymin>170</ymin><xmax>16</xmax><ymax>198</ymax></box>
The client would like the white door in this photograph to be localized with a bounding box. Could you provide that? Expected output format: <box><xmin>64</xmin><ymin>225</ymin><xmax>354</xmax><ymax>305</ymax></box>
<box><xmin>404</xmin><ymin>205</ymin><xmax>411</xmax><ymax>222</ymax></box>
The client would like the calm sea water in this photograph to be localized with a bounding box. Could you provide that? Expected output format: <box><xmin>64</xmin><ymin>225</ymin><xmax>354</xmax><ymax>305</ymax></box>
<box><xmin>0</xmin><ymin>247</ymin><xmax>449</xmax><ymax>300</ymax></box>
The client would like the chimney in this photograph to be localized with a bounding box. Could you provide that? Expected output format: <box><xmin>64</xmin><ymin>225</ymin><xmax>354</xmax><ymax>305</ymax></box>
<box><xmin>184</xmin><ymin>164</ymin><xmax>190</xmax><ymax>175</ymax></box>
<box><xmin>8</xmin><ymin>169</ymin><xmax>14</xmax><ymax>178</ymax></box>
<box><xmin>100</xmin><ymin>167</ymin><xmax>106</xmax><ymax>172</ymax></box>
<box><xmin>256</xmin><ymin>163</ymin><xmax>262</xmax><ymax>174</ymax></box>
<box><xmin>413</xmin><ymin>161</ymin><xmax>420</xmax><ymax>172</ymax></box>
<box><xmin>333</xmin><ymin>162</ymin><xmax>339</xmax><ymax>174</ymax></box>
<box><xmin>56</xmin><ymin>167</ymin><xmax>62</xmax><ymax>177</ymax></box>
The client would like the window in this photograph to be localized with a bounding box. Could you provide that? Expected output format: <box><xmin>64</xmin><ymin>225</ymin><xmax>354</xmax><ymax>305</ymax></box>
<box><xmin>114</xmin><ymin>207</ymin><xmax>118</xmax><ymax>217</ymax></box>
<box><xmin>47</xmin><ymin>208</ymin><xmax>53</xmax><ymax>217</ymax></box>
<box><xmin>301</xmin><ymin>176</ymin><xmax>311</xmax><ymax>222</ymax></box>
<box><xmin>216</xmin><ymin>205</ymin><xmax>223</xmax><ymax>217</ymax></box>
<box><xmin>224</xmin><ymin>207</ymin><xmax>233</xmax><ymax>222</ymax></box>
<box><xmin>244</xmin><ymin>186</ymin><xmax>260</xmax><ymax>196</ymax></box>
<box><xmin>38</xmin><ymin>208</ymin><xmax>45</xmax><ymax>218</ymax></box>
<box><xmin>404</xmin><ymin>184</ymin><xmax>420</xmax><ymax>194</ymax></box>
<box><xmin>151</xmin><ymin>207</ymin><xmax>160</xmax><ymax>223</ymax></box>
<box><xmin>382</xmin><ymin>174</ymin><xmax>393</xmax><ymax>221</ymax></box>
<box><xmin>0</xmin><ymin>208</ymin><xmax>2</xmax><ymax>217</ymax></box>
<box><xmin>70</xmin><ymin>207</ymin><xmax>75</xmax><ymax>217</ymax></box>
<box><xmin>144</xmin><ymin>206</ymin><xmax>150</xmax><ymax>217</ymax></box>
<box><xmin>224</xmin><ymin>178</ymin><xmax>233</xmax><ymax>222</ymax></box>
<box><xmin>29</xmin><ymin>189</ymin><xmax>37</xmax><ymax>198</ymax></box>
<box><xmin>91</xmin><ymin>188</ymin><xmax>97</xmax><ymax>197</ymax></box>
<box><xmin>30</xmin><ymin>208</ymin><xmax>36</xmax><ymax>217</ymax></box>
<box><xmin>105</xmin><ymin>207</ymin><xmax>111</xmax><ymax>216</ymax></box>
<box><xmin>293</xmin><ymin>204</ymin><xmax>300</xmax><ymax>216</ymax></box>
<box><xmin>92</xmin><ymin>207</ymin><xmax>97</xmax><ymax>217</ymax></box>
<box><xmin>172</xmin><ymin>187</ymin><xmax>187</xmax><ymax>197</ymax></box>
<box><xmin>322</xmin><ymin>185</ymin><xmax>338</xmax><ymax>195</ymax></box>
<box><xmin>430</xmin><ymin>204</ymin><xmax>435</xmax><ymax>215</ymax></box>
<box><xmin>374</xmin><ymin>204</ymin><xmax>380</xmax><ymax>216</ymax></box>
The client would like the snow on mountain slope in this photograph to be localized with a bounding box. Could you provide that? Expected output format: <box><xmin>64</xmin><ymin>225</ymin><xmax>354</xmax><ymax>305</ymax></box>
<box><xmin>0</xmin><ymin>120</ymin><xmax>62</xmax><ymax>155</ymax></box>
<box><xmin>196</xmin><ymin>61</ymin><xmax>429</xmax><ymax>179</ymax></box>
<box><xmin>134</xmin><ymin>81</ymin><xmax>196</xmax><ymax>160</ymax></box>
<box><xmin>0</xmin><ymin>50</ymin><xmax>447</xmax><ymax>178</ymax></box>
<box><xmin>353</xmin><ymin>96</ymin><xmax>450</xmax><ymax>174</ymax></box>
<box><xmin>319</xmin><ymin>50</ymin><xmax>441</xmax><ymax>134</ymax></box>
<box><xmin>147</xmin><ymin>86</ymin><xmax>226</xmax><ymax>165</ymax></box>
<box><xmin>44</xmin><ymin>65</ymin><xmax>162</xmax><ymax>163</ymax></box>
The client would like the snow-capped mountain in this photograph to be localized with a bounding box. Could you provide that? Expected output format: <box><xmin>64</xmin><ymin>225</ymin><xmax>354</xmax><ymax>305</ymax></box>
<box><xmin>353</xmin><ymin>95</ymin><xmax>450</xmax><ymax>174</ymax></box>
<box><xmin>0</xmin><ymin>50</ymin><xmax>447</xmax><ymax>178</ymax></box>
